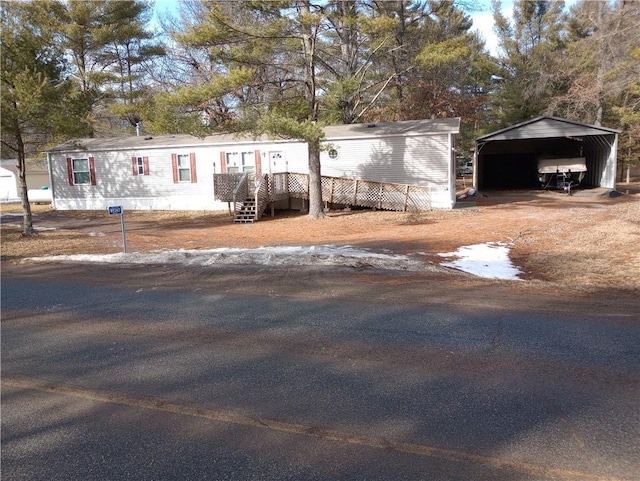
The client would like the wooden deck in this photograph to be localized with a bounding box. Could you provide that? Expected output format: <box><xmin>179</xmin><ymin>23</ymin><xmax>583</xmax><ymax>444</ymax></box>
<box><xmin>213</xmin><ymin>172</ymin><xmax>431</xmax><ymax>222</ymax></box>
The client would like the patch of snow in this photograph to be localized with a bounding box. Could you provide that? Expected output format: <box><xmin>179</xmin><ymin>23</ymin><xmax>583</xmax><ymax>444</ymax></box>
<box><xmin>22</xmin><ymin>243</ymin><xmax>525</xmax><ymax>280</ymax></box>
<box><xmin>25</xmin><ymin>245</ymin><xmax>437</xmax><ymax>272</ymax></box>
<box><xmin>438</xmin><ymin>242</ymin><xmax>523</xmax><ymax>280</ymax></box>
<box><xmin>1</xmin><ymin>222</ymin><xmax>56</xmax><ymax>232</ymax></box>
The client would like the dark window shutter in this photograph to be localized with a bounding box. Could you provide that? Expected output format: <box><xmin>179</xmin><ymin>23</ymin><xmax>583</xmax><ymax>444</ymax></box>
<box><xmin>143</xmin><ymin>157</ymin><xmax>149</xmax><ymax>175</ymax></box>
<box><xmin>171</xmin><ymin>153</ymin><xmax>178</xmax><ymax>183</ymax></box>
<box><xmin>190</xmin><ymin>152</ymin><xmax>197</xmax><ymax>183</ymax></box>
<box><xmin>220</xmin><ymin>151</ymin><xmax>227</xmax><ymax>173</ymax></box>
<box><xmin>89</xmin><ymin>157</ymin><xmax>96</xmax><ymax>185</ymax></box>
<box><xmin>254</xmin><ymin>150</ymin><xmax>261</xmax><ymax>176</ymax></box>
<box><xmin>132</xmin><ymin>157</ymin><xmax>138</xmax><ymax>176</ymax></box>
<box><xmin>67</xmin><ymin>157</ymin><xmax>74</xmax><ymax>185</ymax></box>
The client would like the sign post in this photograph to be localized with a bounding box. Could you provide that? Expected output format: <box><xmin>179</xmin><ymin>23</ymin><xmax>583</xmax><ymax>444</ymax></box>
<box><xmin>108</xmin><ymin>206</ymin><xmax>127</xmax><ymax>253</ymax></box>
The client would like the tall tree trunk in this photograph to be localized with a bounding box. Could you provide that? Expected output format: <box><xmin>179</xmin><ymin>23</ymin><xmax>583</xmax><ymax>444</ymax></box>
<box><xmin>392</xmin><ymin>0</ymin><xmax>406</xmax><ymax>114</ymax></box>
<box><xmin>307</xmin><ymin>138</ymin><xmax>324</xmax><ymax>219</ymax></box>
<box><xmin>299</xmin><ymin>0</ymin><xmax>325</xmax><ymax>219</ymax></box>
<box><xmin>594</xmin><ymin>0</ymin><xmax>607</xmax><ymax>126</ymax></box>
<box><xmin>15</xmin><ymin>130</ymin><xmax>35</xmax><ymax>236</ymax></box>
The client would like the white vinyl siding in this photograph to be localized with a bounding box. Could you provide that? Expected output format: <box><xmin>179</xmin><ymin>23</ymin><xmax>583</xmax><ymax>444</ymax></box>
<box><xmin>47</xmin><ymin>122</ymin><xmax>458</xmax><ymax>210</ymax></box>
<box><xmin>321</xmin><ymin>134</ymin><xmax>449</xmax><ymax>190</ymax></box>
<box><xmin>52</xmin><ymin>149</ymin><xmax>213</xmax><ymax>210</ymax></box>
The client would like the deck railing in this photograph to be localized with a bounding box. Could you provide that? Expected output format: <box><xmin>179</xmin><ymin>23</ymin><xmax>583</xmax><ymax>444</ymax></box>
<box><xmin>213</xmin><ymin>172</ymin><xmax>431</xmax><ymax>217</ymax></box>
<box><xmin>271</xmin><ymin>172</ymin><xmax>290</xmax><ymax>199</ymax></box>
<box><xmin>231</xmin><ymin>173</ymin><xmax>249</xmax><ymax>217</ymax></box>
<box><xmin>214</xmin><ymin>173</ymin><xmax>245</xmax><ymax>201</ymax></box>
<box><xmin>254</xmin><ymin>174</ymin><xmax>270</xmax><ymax>221</ymax></box>
<box><xmin>284</xmin><ymin>173</ymin><xmax>431</xmax><ymax>212</ymax></box>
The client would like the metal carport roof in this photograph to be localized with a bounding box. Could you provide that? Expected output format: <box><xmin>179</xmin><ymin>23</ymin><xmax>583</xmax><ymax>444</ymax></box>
<box><xmin>474</xmin><ymin>116</ymin><xmax>620</xmax><ymax>190</ymax></box>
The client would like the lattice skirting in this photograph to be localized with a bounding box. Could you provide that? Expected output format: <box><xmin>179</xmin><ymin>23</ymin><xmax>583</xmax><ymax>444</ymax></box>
<box><xmin>214</xmin><ymin>173</ymin><xmax>432</xmax><ymax>212</ymax></box>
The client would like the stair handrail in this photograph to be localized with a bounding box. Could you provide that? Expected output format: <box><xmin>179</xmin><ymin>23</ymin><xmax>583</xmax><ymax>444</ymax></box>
<box><xmin>254</xmin><ymin>174</ymin><xmax>270</xmax><ymax>221</ymax></box>
<box><xmin>232</xmin><ymin>172</ymin><xmax>249</xmax><ymax>216</ymax></box>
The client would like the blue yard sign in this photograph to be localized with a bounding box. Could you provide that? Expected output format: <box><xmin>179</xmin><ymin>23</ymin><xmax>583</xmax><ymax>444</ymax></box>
<box><xmin>107</xmin><ymin>206</ymin><xmax>127</xmax><ymax>253</ymax></box>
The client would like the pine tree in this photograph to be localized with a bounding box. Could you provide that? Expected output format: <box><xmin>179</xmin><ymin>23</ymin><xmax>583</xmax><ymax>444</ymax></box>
<box><xmin>1</xmin><ymin>1</ymin><xmax>90</xmax><ymax>235</ymax></box>
<box><xmin>491</xmin><ymin>0</ymin><xmax>567</xmax><ymax>127</ymax></box>
<box><xmin>151</xmin><ymin>1</ymin><xmax>332</xmax><ymax>219</ymax></box>
<box><xmin>549</xmin><ymin>0</ymin><xmax>640</xmax><ymax>177</ymax></box>
<box><xmin>62</xmin><ymin>0</ymin><xmax>164</xmax><ymax>135</ymax></box>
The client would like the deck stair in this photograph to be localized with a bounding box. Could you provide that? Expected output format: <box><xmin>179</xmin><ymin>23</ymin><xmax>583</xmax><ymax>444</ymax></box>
<box><xmin>234</xmin><ymin>198</ymin><xmax>257</xmax><ymax>223</ymax></box>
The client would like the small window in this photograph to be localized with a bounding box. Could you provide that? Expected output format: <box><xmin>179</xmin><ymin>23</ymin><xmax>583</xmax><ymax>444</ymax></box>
<box><xmin>172</xmin><ymin>153</ymin><xmax>196</xmax><ymax>183</ymax></box>
<box><xmin>241</xmin><ymin>151</ymin><xmax>255</xmax><ymax>174</ymax></box>
<box><xmin>226</xmin><ymin>152</ymin><xmax>239</xmax><ymax>173</ymax></box>
<box><xmin>328</xmin><ymin>148</ymin><xmax>339</xmax><ymax>160</ymax></box>
<box><xmin>67</xmin><ymin>157</ymin><xmax>95</xmax><ymax>185</ymax></box>
<box><xmin>73</xmin><ymin>158</ymin><xmax>91</xmax><ymax>184</ymax></box>
<box><xmin>177</xmin><ymin>154</ymin><xmax>191</xmax><ymax>182</ymax></box>
<box><xmin>132</xmin><ymin>156</ymin><xmax>149</xmax><ymax>176</ymax></box>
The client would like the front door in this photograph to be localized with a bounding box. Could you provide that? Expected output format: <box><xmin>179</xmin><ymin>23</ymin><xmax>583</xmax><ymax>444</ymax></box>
<box><xmin>269</xmin><ymin>151</ymin><xmax>287</xmax><ymax>174</ymax></box>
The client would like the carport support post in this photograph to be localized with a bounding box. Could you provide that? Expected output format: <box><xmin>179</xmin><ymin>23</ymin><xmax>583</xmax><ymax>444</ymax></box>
<box><xmin>473</xmin><ymin>144</ymin><xmax>479</xmax><ymax>189</ymax></box>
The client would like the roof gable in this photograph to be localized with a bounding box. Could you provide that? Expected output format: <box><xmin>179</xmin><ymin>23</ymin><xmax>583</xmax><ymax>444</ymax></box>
<box><xmin>475</xmin><ymin>116</ymin><xmax>619</xmax><ymax>142</ymax></box>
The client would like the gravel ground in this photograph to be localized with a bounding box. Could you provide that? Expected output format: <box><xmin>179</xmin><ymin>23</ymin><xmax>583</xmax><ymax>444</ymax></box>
<box><xmin>2</xmin><ymin>184</ymin><xmax>639</xmax><ymax>292</ymax></box>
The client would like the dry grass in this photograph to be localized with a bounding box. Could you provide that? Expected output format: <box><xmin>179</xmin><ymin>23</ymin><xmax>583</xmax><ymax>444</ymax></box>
<box><xmin>2</xmin><ymin>185</ymin><xmax>639</xmax><ymax>291</ymax></box>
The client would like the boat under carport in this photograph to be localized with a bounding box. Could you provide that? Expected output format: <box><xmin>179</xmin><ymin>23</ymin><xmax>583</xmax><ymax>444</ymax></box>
<box><xmin>473</xmin><ymin>116</ymin><xmax>619</xmax><ymax>191</ymax></box>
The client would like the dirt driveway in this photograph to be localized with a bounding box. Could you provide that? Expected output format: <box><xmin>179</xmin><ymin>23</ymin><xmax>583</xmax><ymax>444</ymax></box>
<box><xmin>2</xmin><ymin>185</ymin><xmax>639</xmax><ymax>293</ymax></box>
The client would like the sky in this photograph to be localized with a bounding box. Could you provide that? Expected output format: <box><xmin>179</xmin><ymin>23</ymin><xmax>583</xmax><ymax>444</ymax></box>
<box><xmin>152</xmin><ymin>0</ymin><xmax>580</xmax><ymax>57</ymax></box>
<box><xmin>152</xmin><ymin>0</ymin><xmax>506</xmax><ymax>56</ymax></box>
<box><xmin>469</xmin><ymin>0</ymin><xmax>580</xmax><ymax>55</ymax></box>
<box><xmin>469</xmin><ymin>9</ymin><xmax>502</xmax><ymax>55</ymax></box>
<box><xmin>152</xmin><ymin>1</ymin><xmax>578</xmax><ymax>57</ymax></box>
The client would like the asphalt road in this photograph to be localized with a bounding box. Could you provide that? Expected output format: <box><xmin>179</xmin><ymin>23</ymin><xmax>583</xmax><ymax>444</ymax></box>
<box><xmin>2</xmin><ymin>263</ymin><xmax>639</xmax><ymax>481</ymax></box>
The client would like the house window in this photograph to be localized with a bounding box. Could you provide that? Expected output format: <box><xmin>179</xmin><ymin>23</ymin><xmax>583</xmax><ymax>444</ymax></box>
<box><xmin>177</xmin><ymin>154</ymin><xmax>191</xmax><ymax>181</ymax></box>
<box><xmin>132</xmin><ymin>156</ymin><xmax>149</xmax><ymax>176</ymax></box>
<box><xmin>66</xmin><ymin>157</ymin><xmax>96</xmax><ymax>185</ymax></box>
<box><xmin>226</xmin><ymin>152</ymin><xmax>240</xmax><ymax>173</ymax></box>
<box><xmin>72</xmin><ymin>158</ymin><xmax>91</xmax><ymax>184</ymax></box>
<box><xmin>328</xmin><ymin>148</ymin><xmax>339</xmax><ymax>160</ymax></box>
<box><xmin>241</xmin><ymin>151</ymin><xmax>256</xmax><ymax>175</ymax></box>
<box><xmin>171</xmin><ymin>153</ymin><xmax>197</xmax><ymax>183</ymax></box>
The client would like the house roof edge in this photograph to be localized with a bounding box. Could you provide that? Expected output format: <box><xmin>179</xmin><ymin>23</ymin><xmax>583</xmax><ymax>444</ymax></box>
<box><xmin>474</xmin><ymin>116</ymin><xmax>620</xmax><ymax>143</ymax></box>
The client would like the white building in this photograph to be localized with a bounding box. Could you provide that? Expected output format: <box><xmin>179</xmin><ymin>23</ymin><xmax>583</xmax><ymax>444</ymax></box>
<box><xmin>47</xmin><ymin>118</ymin><xmax>460</xmax><ymax>211</ymax></box>
<box><xmin>0</xmin><ymin>167</ymin><xmax>18</xmax><ymax>201</ymax></box>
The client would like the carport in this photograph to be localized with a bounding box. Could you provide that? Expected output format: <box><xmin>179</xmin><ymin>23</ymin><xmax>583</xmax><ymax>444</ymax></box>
<box><xmin>474</xmin><ymin>116</ymin><xmax>619</xmax><ymax>190</ymax></box>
